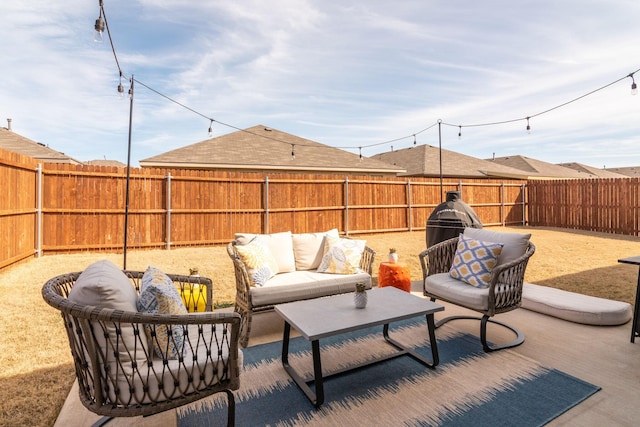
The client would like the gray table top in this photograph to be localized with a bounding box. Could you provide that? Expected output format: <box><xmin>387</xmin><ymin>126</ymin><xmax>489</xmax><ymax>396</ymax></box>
<box><xmin>274</xmin><ymin>287</ymin><xmax>444</xmax><ymax>341</ymax></box>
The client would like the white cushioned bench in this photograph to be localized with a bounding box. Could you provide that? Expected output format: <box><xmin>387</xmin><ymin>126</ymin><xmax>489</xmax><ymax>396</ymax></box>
<box><xmin>522</xmin><ymin>282</ymin><xmax>632</xmax><ymax>326</ymax></box>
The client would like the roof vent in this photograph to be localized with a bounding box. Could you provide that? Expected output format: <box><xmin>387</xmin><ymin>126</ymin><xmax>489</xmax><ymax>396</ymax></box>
<box><xmin>6</xmin><ymin>118</ymin><xmax>12</xmax><ymax>131</ymax></box>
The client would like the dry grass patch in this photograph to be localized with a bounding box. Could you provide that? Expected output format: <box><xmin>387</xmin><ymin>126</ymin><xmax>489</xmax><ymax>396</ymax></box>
<box><xmin>1</xmin><ymin>226</ymin><xmax>640</xmax><ymax>427</ymax></box>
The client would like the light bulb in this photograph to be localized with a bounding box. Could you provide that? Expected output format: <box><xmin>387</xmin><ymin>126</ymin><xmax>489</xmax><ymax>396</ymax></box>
<box><xmin>94</xmin><ymin>17</ymin><xmax>104</xmax><ymax>43</ymax></box>
<box><xmin>632</xmin><ymin>82</ymin><xmax>638</xmax><ymax>96</ymax></box>
<box><xmin>117</xmin><ymin>83</ymin><xmax>124</xmax><ymax>98</ymax></box>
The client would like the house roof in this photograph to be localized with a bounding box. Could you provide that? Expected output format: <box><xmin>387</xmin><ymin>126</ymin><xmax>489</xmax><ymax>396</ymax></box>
<box><xmin>557</xmin><ymin>162</ymin><xmax>627</xmax><ymax>179</ymax></box>
<box><xmin>85</xmin><ymin>159</ymin><xmax>127</xmax><ymax>168</ymax></box>
<box><xmin>603</xmin><ymin>166</ymin><xmax>640</xmax><ymax>177</ymax></box>
<box><xmin>487</xmin><ymin>155</ymin><xmax>624</xmax><ymax>179</ymax></box>
<box><xmin>139</xmin><ymin>125</ymin><xmax>405</xmax><ymax>175</ymax></box>
<box><xmin>0</xmin><ymin>126</ymin><xmax>80</xmax><ymax>164</ymax></box>
<box><xmin>371</xmin><ymin>144</ymin><xmax>530</xmax><ymax>178</ymax></box>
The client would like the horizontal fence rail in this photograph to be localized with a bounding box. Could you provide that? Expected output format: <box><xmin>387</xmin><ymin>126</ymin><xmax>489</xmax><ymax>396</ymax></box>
<box><xmin>0</xmin><ymin>148</ymin><xmax>529</xmax><ymax>269</ymax></box>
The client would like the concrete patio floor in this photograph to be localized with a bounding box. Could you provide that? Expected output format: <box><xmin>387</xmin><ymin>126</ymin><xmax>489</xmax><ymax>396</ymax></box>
<box><xmin>54</xmin><ymin>282</ymin><xmax>640</xmax><ymax>426</ymax></box>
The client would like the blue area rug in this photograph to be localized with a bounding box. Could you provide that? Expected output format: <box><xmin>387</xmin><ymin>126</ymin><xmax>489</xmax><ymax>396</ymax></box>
<box><xmin>178</xmin><ymin>318</ymin><xmax>600</xmax><ymax>426</ymax></box>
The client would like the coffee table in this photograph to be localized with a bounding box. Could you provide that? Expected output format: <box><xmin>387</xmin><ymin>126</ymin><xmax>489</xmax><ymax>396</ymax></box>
<box><xmin>274</xmin><ymin>286</ymin><xmax>444</xmax><ymax>407</ymax></box>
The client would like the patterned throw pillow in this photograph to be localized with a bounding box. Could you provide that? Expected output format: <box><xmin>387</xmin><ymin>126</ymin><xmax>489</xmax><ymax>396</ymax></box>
<box><xmin>235</xmin><ymin>238</ymin><xmax>279</xmax><ymax>286</ymax></box>
<box><xmin>317</xmin><ymin>236</ymin><xmax>366</xmax><ymax>275</ymax></box>
<box><xmin>449</xmin><ymin>234</ymin><xmax>503</xmax><ymax>288</ymax></box>
<box><xmin>137</xmin><ymin>266</ymin><xmax>188</xmax><ymax>359</ymax></box>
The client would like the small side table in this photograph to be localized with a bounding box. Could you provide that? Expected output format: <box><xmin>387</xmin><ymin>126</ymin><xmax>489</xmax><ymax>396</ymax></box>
<box><xmin>617</xmin><ymin>255</ymin><xmax>640</xmax><ymax>343</ymax></box>
<box><xmin>378</xmin><ymin>262</ymin><xmax>412</xmax><ymax>292</ymax></box>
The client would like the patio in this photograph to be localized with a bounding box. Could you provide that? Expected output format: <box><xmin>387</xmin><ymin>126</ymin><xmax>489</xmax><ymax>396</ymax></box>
<box><xmin>53</xmin><ymin>280</ymin><xmax>640</xmax><ymax>426</ymax></box>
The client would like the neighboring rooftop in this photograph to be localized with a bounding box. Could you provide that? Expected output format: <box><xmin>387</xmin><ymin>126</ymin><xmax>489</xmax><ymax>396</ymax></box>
<box><xmin>139</xmin><ymin>125</ymin><xmax>405</xmax><ymax>176</ymax></box>
<box><xmin>85</xmin><ymin>159</ymin><xmax>127</xmax><ymax>168</ymax></box>
<box><xmin>0</xmin><ymin>119</ymin><xmax>80</xmax><ymax>164</ymax></box>
<box><xmin>604</xmin><ymin>166</ymin><xmax>640</xmax><ymax>177</ymax></box>
<box><xmin>557</xmin><ymin>162</ymin><xmax>627</xmax><ymax>179</ymax></box>
<box><xmin>487</xmin><ymin>155</ymin><xmax>623</xmax><ymax>179</ymax></box>
<box><xmin>371</xmin><ymin>144</ymin><xmax>530</xmax><ymax>178</ymax></box>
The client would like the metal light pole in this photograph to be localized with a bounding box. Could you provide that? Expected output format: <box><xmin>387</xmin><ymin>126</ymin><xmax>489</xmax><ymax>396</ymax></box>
<box><xmin>438</xmin><ymin>119</ymin><xmax>443</xmax><ymax>202</ymax></box>
<box><xmin>123</xmin><ymin>76</ymin><xmax>134</xmax><ymax>269</ymax></box>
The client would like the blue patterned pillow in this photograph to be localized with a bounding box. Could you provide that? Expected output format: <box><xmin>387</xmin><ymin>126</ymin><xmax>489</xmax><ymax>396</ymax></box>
<box><xmin>449</xmin><ymin>235</ymin><xmax>503</xmax><ymax>288</ymax></box>
<box><xmin>137</xmin><ymin>266</ymin><xmax>188</xmax><ymax>359</ymax></box>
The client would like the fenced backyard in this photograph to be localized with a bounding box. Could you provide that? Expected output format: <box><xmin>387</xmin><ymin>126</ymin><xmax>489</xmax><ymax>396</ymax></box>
<box><xmin>2</xmin><ymin>147</ymin><xmax>640</xmax><ymax>272</ymax></box>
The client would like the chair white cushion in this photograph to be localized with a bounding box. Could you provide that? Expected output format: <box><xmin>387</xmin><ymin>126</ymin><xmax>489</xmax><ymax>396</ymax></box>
<box><xmin>107</xmin><ymin>323</ymin><xmax>243</xmax><ymax>405</ymax></box>
<box><xmin>68</xmin><ymin>260</ymin><xmax>147</xmax><ymax>380</ymax></box>
<box><xmin>464</xmin><ymin>228</ymin><xmax>531</xmax><ymax>266</ymax></box>
<box><xmin>292</xmin><ymin>228</ymin><xmax>339</xmax><ymax>270</ymax></box>
<box><xmin>425</xmin><ymin>272</ymin><xmax>490</xmax><ymax>311</ymax></box>
<box><xmin>251</xmin><ymin>270</ymin><xmax>372</xmax><ymax>307</ymax></box>
<box><xmin>235</xmin><ymin>231</ymin><xmax>296</xmax><ymax>273</ymax></box>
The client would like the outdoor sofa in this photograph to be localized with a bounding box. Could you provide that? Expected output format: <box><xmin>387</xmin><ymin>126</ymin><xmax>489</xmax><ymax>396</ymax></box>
<box><xmin>227</xmin><ymin>229</ymin><xmax>376</xmax><ymax>347</ymax></box>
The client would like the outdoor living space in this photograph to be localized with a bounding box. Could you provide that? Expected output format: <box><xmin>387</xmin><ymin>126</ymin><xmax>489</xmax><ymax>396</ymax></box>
<box><xmin>3</xmin><ymin>226</ymin><xmax>640</xmax><ymax>426</ymax></box>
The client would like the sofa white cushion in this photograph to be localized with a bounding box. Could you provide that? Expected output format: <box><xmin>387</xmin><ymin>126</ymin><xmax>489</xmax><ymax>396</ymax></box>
<box><xmin>292</xmin><ymin>228</ymin><xmax>339</xmax><ymax>270</ymax></box>
<box><xmin>318</xmin><ymin>236</ymin><xmax>366</xmax><ymax>274</ymax></box>
<box><xmin>464</xmin><ymin>228</ymin><xmax>531</xmax><ymax>266</ymax></box>
<box><xmin>235</xmin><ymin>231</ymin><xmax>296</xmax><ymax>273</ymax></box>
<box><xmin>251</xmin><ymin>270</ymin><xmax>372</xmax><ymax>307</ymax></box>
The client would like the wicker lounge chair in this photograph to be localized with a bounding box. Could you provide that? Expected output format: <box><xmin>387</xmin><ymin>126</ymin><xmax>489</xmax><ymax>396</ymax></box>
<box><xmin>419</xmin><ymin>228</ymin><xmax>535</xmax><ymax>352</ymax></box>
<box><xmin>42</xmin><ymin>269</ymin><xmax>241</xmax><ymax>427</ymax></box>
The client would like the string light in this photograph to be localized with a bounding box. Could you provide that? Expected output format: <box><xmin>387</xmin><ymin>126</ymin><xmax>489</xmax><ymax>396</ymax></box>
<box><xmin>117</xmin><ymin>72</ymin><xmax>124</xmax><ymax>98</ymax></box>
<box><xmin>291</xmin><ymin>144</ymin><xmax>295</xmax><ymax>160</ymax></box>
<box><xmin>413</xmin><ymin>134</ymin><xmax>416</xmax><ymax>145</ymax></box>
<box><xmin>208</xmin><ymin>119</ymin><xmax>213</xmax><ymax>137</ymax></box>
<box><xmin>526</xmin><ymin>117</ymin><xmax>531</xmax><ymax>134</ymax></box>
<box><xmin>359</xmin><ymin>147</ymin><xmax>362</xmax><ymax>161</ymax></box>
<box><xmin>630</xmin><ymin>73</ymin><xmax>638</xmax><ymax>95</ymax></box>
<box><xmin>458</xmin><ymin>125</ymin><xmax>462</xmax><ymax>139</ymax></box>
<box><xmin>94</xmin><ymin>0</ymin><xmax>104</xmax><ymax>43</ymax></box>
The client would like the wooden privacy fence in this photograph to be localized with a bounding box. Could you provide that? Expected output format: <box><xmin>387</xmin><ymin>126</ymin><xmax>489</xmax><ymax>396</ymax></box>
<box><xmin>0</xmin><ymin>153</ymin><xmax>527</xmax><ymax>269</ymax></box>
<box><xmin>528</xmin><ymin>178</ymin><xmax>640</xmax><ymax>236</ymax></box>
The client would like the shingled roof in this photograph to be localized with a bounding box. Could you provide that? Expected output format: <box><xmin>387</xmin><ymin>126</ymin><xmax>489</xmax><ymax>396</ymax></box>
<box><xmin>597</xmin><ymin>166</ymin><xmax>640</xmax><ymax>178</ymax></box>
<box><xmin>0</xmin><ymin>124</ymin><xmax>80</xmax><ymax>164</ymax></box>
<box><xmin>557</xmin><ymin>162</ymin><xmax>627</xmax><ymax>179</ymax></box>
<box><xmin>371</xmin><ymin>144</ymin><xmax>529</xmax><ymax>178</ymax></box>
<box><xmin>139</xmin><ymin>125</ymin><xmax>405</xmax><ymax>175</ymax></box>
<box><xmin>488</xmin><ymin>155</ymin><xmax>626</xmax><ymax>179</ymax></box>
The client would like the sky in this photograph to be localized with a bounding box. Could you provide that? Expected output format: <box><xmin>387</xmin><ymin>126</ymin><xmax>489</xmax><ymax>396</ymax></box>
<box><xmin>1</xmin><ymin>0</ymin><xmax>639</xmax><ymax>168</ymax></box>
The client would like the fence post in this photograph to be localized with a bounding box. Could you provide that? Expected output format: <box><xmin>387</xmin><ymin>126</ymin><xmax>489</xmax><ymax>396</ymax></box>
<box><xmin>264</xmin><ymin>176</ymin><xmax>269</xmax><ymax>234</ymax></box>
<box><xmin>344</xmin><ymin>177</ymin><xmax>349</xmax><ymax>236</ymax></box>
<box><xmin>522</xmin><ymin>183</ymin><xmax>526</xmax><ymax>225</ymax></box>
<box><xmin>36</xmin><ymin>163</ymin><xmax>42</xmax><ymax>258</ymax></box>
<box><xmin>407</xmin><ymin>179</ymin><xmax>412</xmax><ymax>231</ymax></box>
<box><xmin>166</xmin><ymin>172</ymin><xmax>172</xmax><ymax>250</ymax></box>
<box><xmin>501</xmin><ymin>181</ymin><xmax>506</xmax><ymax>226</ymax></box>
